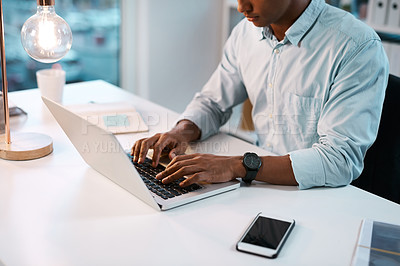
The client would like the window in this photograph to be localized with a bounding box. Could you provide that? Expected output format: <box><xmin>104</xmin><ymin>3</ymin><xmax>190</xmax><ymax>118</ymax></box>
<box><xmin>2</xmin><ymin>0</ymin><xmax>120</xmax><ymax>92</ymax></box>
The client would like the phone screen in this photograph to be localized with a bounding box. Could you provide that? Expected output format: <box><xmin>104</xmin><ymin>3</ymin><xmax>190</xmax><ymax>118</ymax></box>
<box><xmin>242</xmin><ymin>216</ymin><xmax>291</xmax><ymax>249</ymax></box>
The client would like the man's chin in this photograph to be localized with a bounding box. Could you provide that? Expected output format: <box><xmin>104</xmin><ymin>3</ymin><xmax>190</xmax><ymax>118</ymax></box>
<box><xmin>249</xmin><ymin>20</ymin><xmax>267</xmax><ymax>28</ymax></box>
<box><xmin>252</xmin><ymin>22</ymin><xmax>267</xmax><ymax>28</ymax></box>
<box><xmin>245</xmin><ymin>16</ymin><xmax>267</xmax><ymax>27</ymax></box>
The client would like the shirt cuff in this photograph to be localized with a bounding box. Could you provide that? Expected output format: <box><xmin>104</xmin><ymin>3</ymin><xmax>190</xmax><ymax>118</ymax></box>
<box><xmin>289</xmin><ymin>148</ymin><xmax>326</xmax><ymax>190</ymax></box>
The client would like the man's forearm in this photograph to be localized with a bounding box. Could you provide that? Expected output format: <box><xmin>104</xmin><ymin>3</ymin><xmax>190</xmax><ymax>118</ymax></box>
<box><xmin>258</xmin><ymin>155</ymin><xmax>298</xmax><ymax>185</ymax></box>
<box><xmin>232</xmin><ymin>154</ymin><xmax>298</xmax><ymax>186</ymax></box>
<box><xmin>174</xmin><ymin>120</ymin><xmax>297</xmax><ymax>186</ymax></box>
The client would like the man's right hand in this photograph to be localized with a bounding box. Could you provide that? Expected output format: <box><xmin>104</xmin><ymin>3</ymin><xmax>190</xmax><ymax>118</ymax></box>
<box><xmin>130</xmin><ymin>120</ymin><xmax>201</xmax><ymax>167</ymax></box>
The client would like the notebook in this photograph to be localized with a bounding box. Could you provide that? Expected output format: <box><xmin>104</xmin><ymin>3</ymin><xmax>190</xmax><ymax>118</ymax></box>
<box><xmin>67</xmin><ymin>101</ymin><xmax>148</xmax><ymax>134</ymax></box>
<box><xmin>42</xmin><ymin>96</ymin><xmax>240</xmax><ymax>211</ymax></box>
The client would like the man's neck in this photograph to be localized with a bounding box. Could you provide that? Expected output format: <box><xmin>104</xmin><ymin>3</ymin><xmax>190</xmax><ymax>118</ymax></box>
<box><xmin>270</xmin><ymin>0</ymin><xmax>311</xmax><ymax>41</ymax></box>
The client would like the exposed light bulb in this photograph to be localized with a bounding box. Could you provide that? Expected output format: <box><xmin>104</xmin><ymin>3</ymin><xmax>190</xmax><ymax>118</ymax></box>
<box><xmin>21</xmin><ymin>2</ymin><xmax>72</xmax><ymax>63</ymax></box>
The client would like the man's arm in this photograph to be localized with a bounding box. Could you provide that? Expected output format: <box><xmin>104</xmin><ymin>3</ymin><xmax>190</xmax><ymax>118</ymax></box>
<box><xmin>289</xmin><ymin>39</ymin><xmax>389</xmax><ymax>189</ymax></box>
<box><xmin>257</xmin><ymin>155</ymin><xmax>298</xmax><ymax>185</ymax></box>
<box><xmin>223</xmin><ymin>155</ymin><xmax>298</xmax><ymax>186</ymax></box>
<box><xmin>156</xmin><ymin>148</ymin><xmax>298</xmax><ymax>187</ymax></box>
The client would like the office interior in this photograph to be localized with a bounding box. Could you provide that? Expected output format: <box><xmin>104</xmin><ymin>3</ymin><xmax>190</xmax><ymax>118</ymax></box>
<box><xmin>1</xmin><ymin>0</ymin><xmax>400</xmax><ymax>196</ymax></box>
<box><xmin>3</xmin><ymin>0</ymin><xmax>400</xmax><ymax>161</ymax></box>
<box><xmin>0</xmin><ymin>1</ymin><xmax>399</xmax><ymax>187</ymax></box>
<box><xmin>0</xmin><ymin>0</ymin><xmax>399</xmax><ymax>265</ymax></box>
<box><xmin>2</xmin><ymin>0</ymin><xmax>399</xmax><ymax>139</ymax></box>
<box><xmin>1</xmin><ymin>0</ymin><xmax>398</xmax><ymax>140</ymax></box>
<box><xmin>3</xmin><ymin>0</ymin><xmax>399</xmax><ymax>110</ymax></box>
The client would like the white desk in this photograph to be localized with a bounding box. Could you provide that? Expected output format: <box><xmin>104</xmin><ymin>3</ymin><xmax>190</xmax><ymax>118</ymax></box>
<box><xmin>1</xmin><ymin>80</ymin><xmax>399</xmax><ymax>266</ymax></box>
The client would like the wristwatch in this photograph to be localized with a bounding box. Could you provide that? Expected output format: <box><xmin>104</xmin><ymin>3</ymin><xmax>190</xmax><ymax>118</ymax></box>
<box><xmin>242</xmin><ymin>152</ymin><xmax>262</xmax><ymax>184</ymax></box>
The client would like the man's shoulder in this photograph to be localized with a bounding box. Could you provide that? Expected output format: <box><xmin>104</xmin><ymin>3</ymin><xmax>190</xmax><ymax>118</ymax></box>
<box><xmin>318</xmin><ymin>5</ymin><xmax>380</xmax><ymax>44</ymax></box>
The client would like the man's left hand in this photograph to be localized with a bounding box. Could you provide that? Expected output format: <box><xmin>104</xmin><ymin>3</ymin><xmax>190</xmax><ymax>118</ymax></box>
<box><xmin>155</xmin><ymin>153</ymin><xmax>244</xmax><ymax>187</ymax></box>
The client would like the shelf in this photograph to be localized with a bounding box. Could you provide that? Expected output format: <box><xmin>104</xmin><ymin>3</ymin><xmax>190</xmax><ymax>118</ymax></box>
<box><xmin>365</xmin><ymin>0</ymin><xmax>400</xmax><ymax>37</ymax></box>
<box><xmin>369</xmin><ymin>24</ymin><xmax>400</xmax><ymax>37</ymax></box>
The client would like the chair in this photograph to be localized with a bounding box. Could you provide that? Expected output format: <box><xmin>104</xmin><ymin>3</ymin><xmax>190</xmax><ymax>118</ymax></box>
<box><xmin>351</xmin><ymin>74</ymin><xmax>400</xmax><ymax>204</ymax></box>
<box><xmin>239</xmin><ymin>99</ymin><xmax>254</xmax><ymax>131</ymax></box>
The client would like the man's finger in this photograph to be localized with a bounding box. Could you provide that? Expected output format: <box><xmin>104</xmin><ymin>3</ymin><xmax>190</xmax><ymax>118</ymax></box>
<box><xmin>132</xmin><ymin>139</ymin><xmax>143</xmax><ymax>162</ymax></box>
<box><xmin>166</xmin><ymin>153</ymin><xmax>198</xmax><ymax>168</ymax></box>
<box><xmin>159</xmin><ymin>163</ymin><xmax>202</xmax><ymax>184</ymax></box>
<box><xmin>138</xmin><ymin>135</ymin><xmax>160</xmax><ymax>163</ymax></box>
<box><xmin>151</xmin><ymin>137</ymin><xmax>174</xmax><ymax>167</ymax></box>
<box><xmin>168</xmin><ymin>145</ymin><xmax>187</xmax><ymax>160</ymax></box>
<box><xmin>179</xmin><ymin>173</ymin><xmax>203</xmax><ymax>187</ymax></box>
<box><xmin>151</xmin><ymin>145</ymin><xmax>168</xmax><ymax>167</ymax></box>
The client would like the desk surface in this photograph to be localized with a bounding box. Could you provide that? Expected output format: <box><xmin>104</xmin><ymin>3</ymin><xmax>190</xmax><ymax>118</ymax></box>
<box><xmin>1</xmin><ymin>80</ymin><xmax>399</xmax><ymax>266</ymax></box>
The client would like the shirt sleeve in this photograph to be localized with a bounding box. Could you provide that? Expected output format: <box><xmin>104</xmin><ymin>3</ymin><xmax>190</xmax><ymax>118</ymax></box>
<box><xmin>290</xmin><ymin>39</ymin><xmax>389</xmax><ymax>189</ymax></box>
<box><xmin>178</xmin><ymin>21</ymin><xmax>248</xmax><ymax>140</ymax></box>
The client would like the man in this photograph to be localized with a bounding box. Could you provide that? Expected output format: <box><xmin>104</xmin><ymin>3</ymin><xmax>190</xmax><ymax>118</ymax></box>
<box><xmin>131</xmin><ymin>0</ymin><xmax>389</xmax><ymax>189</ymax></box>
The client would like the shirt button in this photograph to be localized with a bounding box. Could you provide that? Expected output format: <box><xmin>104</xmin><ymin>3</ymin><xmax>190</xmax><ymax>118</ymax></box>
<box><xmin>274</xmin><ymin>49</ymin><xmax>280</xmax><ymax>54</ymax></box>
<box><xmin>268</xmin><ymin>83</ymin><xmax>273</xmax><ymax>88</ymax></box>
<box><xmin>267</xmin><ymin>143</ymin><xmax>271</xmax><ymax>147</ymax></box>
<box><xmin>269</xmin><ymin>114</ymin><xmax>273</xmax><ymax>118</ymax></box>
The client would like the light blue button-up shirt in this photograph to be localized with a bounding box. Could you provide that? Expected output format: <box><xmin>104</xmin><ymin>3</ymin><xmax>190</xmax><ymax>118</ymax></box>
<box><xmin>179</xmin><ymin>0</ymin><xmax>389</xmax><ymax>189</ymax></box>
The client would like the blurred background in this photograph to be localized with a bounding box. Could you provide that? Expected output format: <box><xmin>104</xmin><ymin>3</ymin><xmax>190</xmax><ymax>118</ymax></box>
<box><xmin>3</xmin><ymin>0</ymin><xmax>120</xmax><ymax>92</ymax></box>
<box><xmin>1</xmin><ymin>0</ymin><xmax>399</xmax><ymax>116</ymax></box>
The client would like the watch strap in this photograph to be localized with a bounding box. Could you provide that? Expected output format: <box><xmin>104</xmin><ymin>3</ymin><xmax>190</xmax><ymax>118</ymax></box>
<box><xmin>243</xmin><ymin>169</ymin><xmax>258</xmax><ymax>184</ymax></box>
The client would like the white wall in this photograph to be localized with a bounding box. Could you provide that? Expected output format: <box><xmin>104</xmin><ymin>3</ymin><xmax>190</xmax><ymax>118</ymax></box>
<box><xmin>120</xmin><ymin>0</ymin><xmax>137</xmax><ymax>94</ymax></box>
<box><xmin>121</xmin><ymin>0</ymin><xmax>225</xmax><ymax>113</ymax></box>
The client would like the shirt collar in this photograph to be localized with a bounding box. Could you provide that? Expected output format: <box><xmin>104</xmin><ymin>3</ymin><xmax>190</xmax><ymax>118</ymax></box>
<box><xmin>285</xmin><ymin>0</ymin><xmax>326</xmax><ymax>46</ymax></box>
<box><xmin>260</xmin><ymin>26</ymin><xmax>274</xmax><ymax>41</ymax></box>
<box><xmin>259</xmin><ymin>0</ymin><xmax>326</xmax><ymax>45</ymax></box>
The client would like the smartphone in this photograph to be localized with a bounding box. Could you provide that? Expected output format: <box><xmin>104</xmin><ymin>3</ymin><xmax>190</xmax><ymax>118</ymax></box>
<box><xmin>236</xmin><ymin>212</ymin><xmax>295</xmax><ymax>258</ymax></box>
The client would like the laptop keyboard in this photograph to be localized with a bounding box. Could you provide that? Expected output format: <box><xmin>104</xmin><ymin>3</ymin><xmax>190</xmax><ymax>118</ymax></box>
<box><xmin>130</xmin><ymin>157</ymin><xmax>203</xmax><ymax>200</ymax></box>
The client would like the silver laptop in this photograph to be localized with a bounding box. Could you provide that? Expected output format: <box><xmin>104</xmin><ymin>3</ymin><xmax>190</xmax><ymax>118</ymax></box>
<box><xmin>42</xmin><ymin>96</ymin><xmax>240</xmax><ymax>211</ymax></box>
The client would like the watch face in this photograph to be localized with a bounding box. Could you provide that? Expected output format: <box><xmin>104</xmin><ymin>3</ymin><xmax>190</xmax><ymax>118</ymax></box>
<box><xmin>244</xmin><ymin>153</ymin><xmax>262</xmax><ymax>170</ymax></box>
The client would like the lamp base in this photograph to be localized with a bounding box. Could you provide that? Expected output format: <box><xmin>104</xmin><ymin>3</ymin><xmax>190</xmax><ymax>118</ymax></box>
<box><xmin>0</xmin><ymin>132</ymin><xmax>53</xmax><ymax>161</ymax></box>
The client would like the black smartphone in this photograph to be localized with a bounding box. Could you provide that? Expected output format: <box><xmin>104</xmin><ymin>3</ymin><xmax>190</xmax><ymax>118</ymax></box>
<box><xmin>236</xmin><ymin>212</ymin><xmax>295</xmax><ymax>258</ymax></box>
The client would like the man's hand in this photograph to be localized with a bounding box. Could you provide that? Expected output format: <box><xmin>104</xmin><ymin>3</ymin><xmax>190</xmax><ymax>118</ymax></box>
<box><xmin>155</xmin><ymin>153</ymin><xmax>244</xmax><ymax>187</ymax></box>
<box><xmin>131</xmin><ymin>120</ymin><xmax>201</xmax><ymax>167</ymax></box>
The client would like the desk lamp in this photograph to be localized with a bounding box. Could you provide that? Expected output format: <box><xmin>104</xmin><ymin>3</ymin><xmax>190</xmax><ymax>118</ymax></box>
<box><xmin>0</xmin><ymin>0</ymin><xmax>72</xmax><ymax>160</ymax></box>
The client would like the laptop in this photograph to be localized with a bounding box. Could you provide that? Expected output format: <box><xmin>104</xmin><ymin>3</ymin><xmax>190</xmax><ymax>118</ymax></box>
<box><xmin>42</xmin><ymin>96</ymin><xmax>240</xmax><ymax>211</ymax></box>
